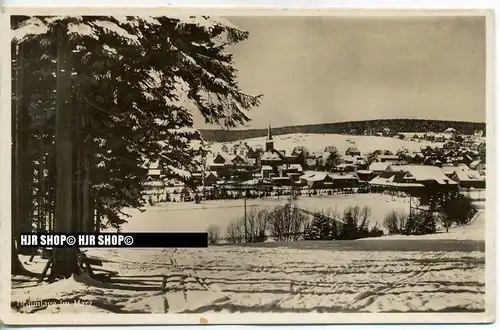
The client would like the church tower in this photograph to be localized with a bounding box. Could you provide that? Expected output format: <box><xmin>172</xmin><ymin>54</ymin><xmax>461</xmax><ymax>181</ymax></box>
<box><xmin>265</xmin><ymin>123</ymin><xmax>274</xmax><ymax>151</ymax></box>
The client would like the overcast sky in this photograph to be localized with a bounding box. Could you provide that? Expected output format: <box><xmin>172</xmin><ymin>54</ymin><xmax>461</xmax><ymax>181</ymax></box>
<box><xmin>193</xmin><ymin>16</ymin><xmax>486</xmax><ymax>129</ymax></box>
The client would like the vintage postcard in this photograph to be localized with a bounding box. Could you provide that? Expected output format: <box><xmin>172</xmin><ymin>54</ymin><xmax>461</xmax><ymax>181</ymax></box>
<box><xmin>0</xmin><ymin>6</ymin><xmax>496</xmax><ymax>326</ymax></box>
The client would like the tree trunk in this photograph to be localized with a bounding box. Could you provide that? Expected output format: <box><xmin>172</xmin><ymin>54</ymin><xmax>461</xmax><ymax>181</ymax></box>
<box><xmin>38</xmin><ymin>127</ymin><xmax>46</xmax><ymax>231</ymax></box>
<box><xmin>50</xmin><ymin>24</ymin><xmax>78</xmax><ymax>280</ymax></box>
<box><xmin>95</xmin><ymin>207</ymin><xmax>101</xmax><ymax>234</ymax></box>
<box><xmin>74</xmin><ymin>144</ymin><xmax>82</xmax><ymax>233</ymax></box>
<box><xmin>11</xmin><ymin>42</ymin><xmax>32</xmax><ymax>275</ymax></box>
<box><xmin>47</xmin><ymin>153</ymin><xmax>55</xmax><ymax>232</ymax></box>
<box><xmin>82</xmin><ymin>148</ymin><xmax>92</xmax><ymax>232</ymax></box>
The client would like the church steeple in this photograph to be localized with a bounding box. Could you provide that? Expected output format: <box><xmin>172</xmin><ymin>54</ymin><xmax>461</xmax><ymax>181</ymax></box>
<box><xmin>266</xmin><ymin>122</ymin><xmax>274</xmax><ymax>151</ymax></box>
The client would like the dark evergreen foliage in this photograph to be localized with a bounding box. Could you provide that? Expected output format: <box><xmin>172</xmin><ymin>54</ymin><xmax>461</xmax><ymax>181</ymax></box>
<box><xmin>11</xmin><ymin>15</ymin><xmax>261</xmax><ymax>277</ymax></box>
<box><xmin>200</xmin><ymin>119</ymin><xmax>486</xmax><ymax>142</ymax></box>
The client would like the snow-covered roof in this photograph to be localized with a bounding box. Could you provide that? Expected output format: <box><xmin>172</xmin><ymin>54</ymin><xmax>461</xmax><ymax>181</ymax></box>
<box><xmin>444</xmin><ymin>127</ymin><xmax>457</xmax><ymax>133</ymax></box>
<box><xmin>440</xmin><ymin>164</ymin><xmax>456</xmax><ymax>176</ymax></box>
<box><xmin>324</xmin><ymin>146</ymin><xmax>338</xmax><ymax>153</ymax></box>
<box><xmin>369</xmin><ymin>175</ymin><xmax>425</xmax><ymax>188</ymax></box>
<box><xmin>299</xmin><ymin>171</ymin><xmax>322</xmax><ymax>180</ymax></box>
<box><xmin>369</xmin><ymin>162</ymin><xmax>390</xmax><ymax>172</ymax></box>
<box><xmin>147</xmin><ymin>159</ymin><xmax>160</xmax><ymax>169</ymax></box>
<box><xmin>208</xmin><ymin>163</ymin><xmax>225</xmax><ymax>167</ymax></box>
<box><xmin>370</xmin><ymin>175</ymin><xmax>393</xmax><ymax>185</ymax></box>
<box><xmin>379</xmin><ymin>155</ymin><xmax>399</xmax><ymax>160</ymax></box>
<box><xmin>346</xmin><ymin>146</ymin><xmax>361</xmax><ymax>153</ymax></box>
<box><xmin>357</xmin><ymin>170</ymin><xmax>374</xmax><ymax>175</ymax></box>
<box><xmin>387</xmin><ymin>165</ymin><xmax>458</xmax><ymax>185</ymax></box>
<box><xmin>470</xmin><ymin>160</ymin><xmax>482</xmax><ymax>168</ymax></box>
<box><xmin>305</xmin><ymin>172</ymin><xmax>330</xmax><ymax>182</ymax></box>
<box><xmin>306</xmin><ymin>158</ymin><xmax>316</xmax><ymax>166</ymax></box>
<box><xmin>210</xmin><ymin>151</ymin><xmax>230</xmax><ymax>161</ymax></box>
<box><xmin>143</xmin><ymin>180</ymin><xmax>164</xmax><ymax>187</ymax></box>
<box><xmin>321</xmin><ymin>151</ymin><xmax>332</xmax><ymax>159</ymax></box>
<box><xmin>231</xmin><ymin>154</ymin><xmax>245</xmax><ymax>162</ymax></box>
<box><xmin>288</xmin><ymin>164</ymin><xmax>303</xmax><ymax>172</ymax></box>
<box><xmin>205</xmin><ymin>171</ymin><xmax>218</xmax><ymax>178</ymax></box>
<box><xmin>453</xmin><ymin>164</ymin><xmax>484</xmax><ymax>181</ymax></box>
<box><xmin>330</xmin><ymin>174</ymin><xmax>357</xmax><ymax>180</ymax></box>
<box><xmin>148</xmin><ymin>169</ymin><xmax>161</xmax><ymax>176</ymax></box>
<box><xmin>337</xmin><ymin>163</ymin><xmax>355</xmax><ymax>168</ymax></box>
<box><xmin>292</xmin><ymin>146</ymin><xmax>309</xmax><ymax>155</ymax></box>
<box><xmin>261</xmin><ymin>150</ymin><xmax>283</xmax><ymax>161</ymax></box>
<box><xmin>242</xmin><ymin>178</ymin><xmax>260</xmax><ymax>186</ymax></box>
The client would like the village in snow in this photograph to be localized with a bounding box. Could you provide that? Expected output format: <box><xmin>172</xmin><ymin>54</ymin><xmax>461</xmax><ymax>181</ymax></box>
<box><xmin>13</xmin><ymin>124</ymin><xmax>487</xmax><ymax>315</ymax></box>
<box><xmin>7</xmin><ymin>13</ymin><xmax>490</xmax><ymax>321</ymax></box>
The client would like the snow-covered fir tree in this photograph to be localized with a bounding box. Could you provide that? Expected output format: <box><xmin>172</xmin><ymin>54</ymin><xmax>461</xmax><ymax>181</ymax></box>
<box><xmin>11</xmin><ymin>15</ymin><xmax>262</xmax><ymax>278</ymax></box>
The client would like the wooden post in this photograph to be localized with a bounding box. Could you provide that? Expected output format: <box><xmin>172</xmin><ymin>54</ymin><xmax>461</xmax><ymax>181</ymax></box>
<box><xmin>82</xmin><ymin>147</ymin><xmax>92</xmax><ymax>232</ymax></box>
<box><xmin>161</xmin><ymin>275</ymin><xmax>169</xmax><ymax>313</ymax></box>
<box><xmin>244</xmin><ymin>187</ymin><xmax>247</xmax><ymax>243</ymax></box>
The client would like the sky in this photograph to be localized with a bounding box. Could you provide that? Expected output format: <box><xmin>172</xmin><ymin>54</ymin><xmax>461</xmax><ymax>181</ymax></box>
<box><xmin>193</xmin><ymin>15</ymin><xmax>486</xmax><ymax>129</ymax></box>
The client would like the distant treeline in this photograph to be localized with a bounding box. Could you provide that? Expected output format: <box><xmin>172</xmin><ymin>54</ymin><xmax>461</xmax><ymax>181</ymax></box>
<box><xmin>199</xmin><ymin>119</ymin><xmax>486</xmax><ymax>142</ymax></box>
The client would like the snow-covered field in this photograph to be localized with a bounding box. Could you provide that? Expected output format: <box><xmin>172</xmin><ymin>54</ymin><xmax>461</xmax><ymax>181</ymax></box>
<box><xmin>11</xmin><ymin>196</ymin><xmax>486</xmax><ymax>314</ymax></box>
<box><xmin>210</xmin><ymin>133</ymin><xmax>444</xmax><ymax>155</ymax></box>
<box><xmin>12</xmin><ymin>243</ymin><xmax>485</xmax><ymax>314</ymax></box>
<box><xmin>116</xmin><ymin>193</ymin><xmax>412</xmax><ymax>235</ymax></box>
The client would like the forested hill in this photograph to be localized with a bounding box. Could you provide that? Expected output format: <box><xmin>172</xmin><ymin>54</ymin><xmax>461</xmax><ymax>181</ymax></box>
<box><xmin>199</xmin><ymin>119</ymin><xmax>486</xmax><ymax>142</ymax></box>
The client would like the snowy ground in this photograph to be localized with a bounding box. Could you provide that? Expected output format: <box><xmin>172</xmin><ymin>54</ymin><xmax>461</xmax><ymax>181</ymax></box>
<box><xmin>12</xmin><ymin>242</ymin><xmax>485</xmax><ymax>314</ymax></box>
<box><xmin>210</xmin><ymin>133</ymin><xmax>444</xmax><ymax>155</ymax></box>
<box><xmin>11</xmin><ymin>195</ymin><xmax>486</xmax><ymax>314</ymax></box>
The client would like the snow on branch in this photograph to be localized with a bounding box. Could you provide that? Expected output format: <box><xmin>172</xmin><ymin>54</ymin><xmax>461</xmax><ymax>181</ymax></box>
<box><xmin>92</xmin><ymin>20</ymin><xmax>140</xmax><ymax>45</ymax></box>
<box><xmin>163</xmin><ymin>76</ymin><xmax>196</xmax><ymax>108</ymax></box>
<box><xmin>167</xmin><ymin>165</ymin><xmax>192</xmax><ymax>179</ymax></box>
<box><xmin>67</xmin><ymin>22</ymin><xmax>98</xmax><ymax>39</ymax></box>
<box><xmin>11</xmin><ymin>17</ymin><xmax>49</xmax><ymax>42</ymax></box>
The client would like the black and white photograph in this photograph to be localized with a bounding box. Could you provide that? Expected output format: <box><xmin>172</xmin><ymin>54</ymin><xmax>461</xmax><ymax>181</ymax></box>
<box><xmin>1</xmin><ymin>7</ymin><xmax>495</xmax><ymax>325</ymax></box>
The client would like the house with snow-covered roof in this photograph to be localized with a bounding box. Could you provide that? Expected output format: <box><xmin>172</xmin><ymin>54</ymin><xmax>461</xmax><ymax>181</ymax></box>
<box><xmin>147</xmin><ymin>168</ymin><xmax>162</xmax><ymax>180</ymax></box>
<box><xmin>324</xmin><ymin>145</ymin><xmax>338</xmax><ymax>154</ymax></box>
<box><xmin>336</xmin><ymin>163</ymin><xmax>357</xmax><ymax>174</ymax></box>
<box><xmin>386</xmin><ymin>164</ymin><xmax>458</xmax><ymax>188</ymax></box>
<box><xmin>369</xmin><ymin>170</ymin><xmax>420</xmax><ymax>190</ymax></box>
<box><xmin>434</xmin><ymin>134</ymin><xmax>445</xmax><ymax>142</ymax></box>
<box><xmin>440</xmin><ymin>164</ymin><xmax>457</xmax><ymax>178</ymax></box>
<box><xmin>356</xmin><ymin>169</ymin><xmax>376</xmax><ymax>183</ymax></box>
<box><xmin>204</xmin><ymin>171</ymin><xmax>218</xmax><ymax>186</ymax></box>
<box><xmin>377</xmin><ymin>154</ymin><xmax>400</xmax><ymax>163</ymax></box>
<box><xmin>368</xmin><ymin>162</ymin><xmax>390</xmax><ymax>175</ymax></box>
<box><xmin>258</xmin><ymin>124</ymin><xmax>287</xmax><ymax>176</ymax></box>
<box><xmin>450</xmin><ymin>164</ymin><xmax>485</xmax><ymax>189</ymax></box>
<box><xmin>345</xmin><ymin>146</ymin><xmax>361</xmax><ymax>156</ymax></box>
<box><xmin>299</xmin><ymin>171</ymin><xmax>333</xmax><ymax>189</ymax></box>
<box><xmin>469</xmin><ymin>159</ymin><xmax>485</xmax><ymax>172</ymax></box>
<box><xmin>444</xmin><ymin>127</ymin><xmax>457</xmax><ymax>140</ymax></box>
<box><xmin>369</xmin><ymin>164</ymin><xmax>458</xmax><ymax>194</ymax></box>
<box><xmin>207</xmin><ymin>152</ymin><xmax>236</xmax><ymax>179</ymax></box>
